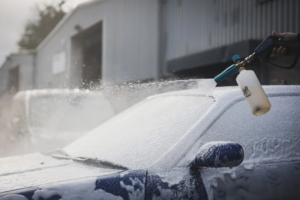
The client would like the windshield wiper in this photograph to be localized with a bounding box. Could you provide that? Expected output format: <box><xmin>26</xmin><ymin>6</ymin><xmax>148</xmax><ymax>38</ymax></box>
<box><xmin>45</xmin><ymin>149</ymin><xmax>70</xmax><ymax>159</ymax></box>
<box><xmin>46</xmin><ymin>149</ymin><xmax>128</xmax><ymax>170</ymax></box>
<box><xmin>72</xmin><ymin>156</ymin><xmax>128</xmax><ymax>170</ymax></box>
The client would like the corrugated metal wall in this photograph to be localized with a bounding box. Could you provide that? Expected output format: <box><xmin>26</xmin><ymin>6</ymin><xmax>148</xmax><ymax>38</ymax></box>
<box><xmin>165</xmin><ymin>0</ymin><xmax>300</xmax><ymax>61</ymax></box>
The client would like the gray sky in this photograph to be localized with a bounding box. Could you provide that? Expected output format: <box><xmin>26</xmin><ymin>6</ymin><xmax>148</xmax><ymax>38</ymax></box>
<box><xmin>0</xmin><ymin>0</ymin><xmax>90</xmax><ymax>65</ymax></box>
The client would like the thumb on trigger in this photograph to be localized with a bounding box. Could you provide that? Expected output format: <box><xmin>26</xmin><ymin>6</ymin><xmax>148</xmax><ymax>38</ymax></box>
<box><xmin>272</xmin><ymin>31</ymin><xmax>285</xmax><ymax>38</ymax></box>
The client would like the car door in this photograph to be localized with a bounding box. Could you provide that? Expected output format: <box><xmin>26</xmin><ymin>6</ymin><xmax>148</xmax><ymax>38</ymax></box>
<box><xmin>145</xmin><ymin>167</ymin><xmax>208</xmax><ymax>200</ymax></box>
<box><xmin>196</xmin><ymin>95</ymin><xmax>300</xmax><ymax>200</ymax></box>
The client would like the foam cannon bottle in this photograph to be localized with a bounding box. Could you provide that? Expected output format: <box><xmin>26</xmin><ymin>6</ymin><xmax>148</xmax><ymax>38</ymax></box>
<box><xmin>214</xmin><ymin>55</ymin><xmax>271</xmax><ymax>116</ymax></box>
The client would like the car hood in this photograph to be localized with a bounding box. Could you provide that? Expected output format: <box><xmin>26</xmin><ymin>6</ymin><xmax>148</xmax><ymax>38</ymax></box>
<box><xmin>0</xmin><ymin>153</ymin><xmax>123</xmax><ymax>193</ymax></box>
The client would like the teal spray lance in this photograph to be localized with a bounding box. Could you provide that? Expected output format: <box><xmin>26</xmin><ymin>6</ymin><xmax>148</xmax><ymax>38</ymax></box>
<box><xmin>213</xmin><ymin>35</ymin><xmax>300</xmax><ymax>116</ymax></box>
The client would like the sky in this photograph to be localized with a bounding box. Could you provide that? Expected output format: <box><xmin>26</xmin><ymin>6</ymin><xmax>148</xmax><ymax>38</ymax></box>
<box><xmin>0</xmin><ymin>0</ymin><xmax>90</xmax><ymax>65</ymax></box>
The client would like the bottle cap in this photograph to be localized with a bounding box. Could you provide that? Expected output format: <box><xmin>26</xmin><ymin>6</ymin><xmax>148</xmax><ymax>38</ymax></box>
<box><xmin>232</xmin><ymin>55</ymin><xmax>241</xmax><ymax>63</ymax></box>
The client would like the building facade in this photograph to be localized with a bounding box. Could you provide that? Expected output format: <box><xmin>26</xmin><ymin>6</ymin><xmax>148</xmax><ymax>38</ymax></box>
<box><xmin>35</xmin><ymin>0</ymin><xmax>160</xmax><ymax>88</ymax></box>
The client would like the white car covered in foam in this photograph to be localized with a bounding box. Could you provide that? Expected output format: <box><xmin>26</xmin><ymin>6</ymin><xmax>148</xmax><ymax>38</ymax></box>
<box><xmin>0</xmin><ymin>85</ymin><xmax>299</xmax><ymax>200</ymax></box>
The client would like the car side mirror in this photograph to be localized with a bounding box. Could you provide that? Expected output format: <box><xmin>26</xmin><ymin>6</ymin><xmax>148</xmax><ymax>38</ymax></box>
<box><xmin>190</xmin><ymin>141</ymin><xmax>244</xmax><ymax>168</ymax></box>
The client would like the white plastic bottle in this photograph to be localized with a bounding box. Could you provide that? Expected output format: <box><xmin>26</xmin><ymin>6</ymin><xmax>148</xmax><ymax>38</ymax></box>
<box><xmin>236</xmin><ymin>68</ymin><xmax>271</xmax><ymax>116</ymax></box>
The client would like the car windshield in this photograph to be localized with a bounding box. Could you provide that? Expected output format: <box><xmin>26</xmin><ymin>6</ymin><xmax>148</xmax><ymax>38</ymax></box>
<box><xmin>64</xmin><ymin>93</ymin><xmax>214</xmax><ymax>169</ymax></box>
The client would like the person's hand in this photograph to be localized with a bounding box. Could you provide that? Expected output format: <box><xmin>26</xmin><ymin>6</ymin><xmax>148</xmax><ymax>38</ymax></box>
<box><xmin>272</xmin><ymin>31</ymin><xmax>298</xmax><ymax>41</ymax></box>
<box><xmin>272</xmin><ymin>31</ymin><xmax>297</xmax><ymax>55</ymax></box>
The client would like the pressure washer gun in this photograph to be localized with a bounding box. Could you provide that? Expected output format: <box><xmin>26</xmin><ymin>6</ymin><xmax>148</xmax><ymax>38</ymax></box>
<box><xmin>214</xmin><ymin>35</ymin><xmax>300</xmax><ymax>116</ymax></box>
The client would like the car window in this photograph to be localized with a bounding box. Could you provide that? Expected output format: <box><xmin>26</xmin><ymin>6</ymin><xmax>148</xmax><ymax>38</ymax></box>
<box><xmin>28</xmin><ymin>93</ymin><xmax>115</xmax><ymax>133</ymax></box>
<box><xmin>64</xmin><ymin>95</ymin><xmax>214</xmax><ymax>169</ymax></box>
<box><xmin>199</xmin><ymin>95</ymin><xmax>300</xmax><ymax>162</ymax></box>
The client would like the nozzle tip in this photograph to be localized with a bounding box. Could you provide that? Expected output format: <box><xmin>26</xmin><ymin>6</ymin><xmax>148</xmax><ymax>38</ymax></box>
<box><xmin>232</xmin><ymin>55</ymin><xmax>241</xmax><ymax>63</ymax></box>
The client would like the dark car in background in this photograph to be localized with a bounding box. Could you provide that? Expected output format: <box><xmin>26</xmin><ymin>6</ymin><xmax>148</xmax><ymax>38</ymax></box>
<box><xmin>0</xmin><ymin>86</ymin><xmax>299</xmax><ymax>200</ymax></box>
